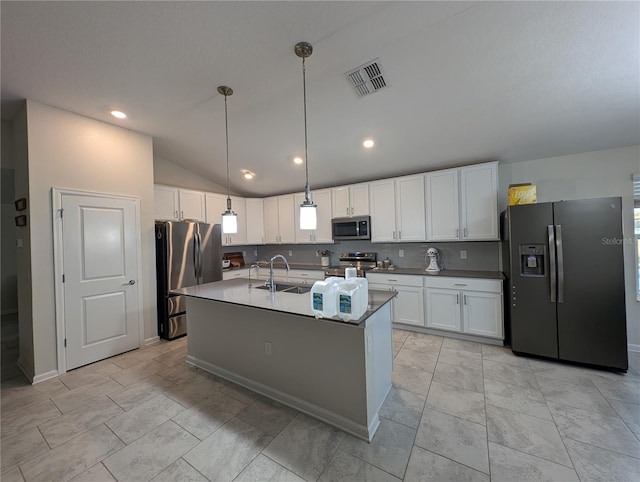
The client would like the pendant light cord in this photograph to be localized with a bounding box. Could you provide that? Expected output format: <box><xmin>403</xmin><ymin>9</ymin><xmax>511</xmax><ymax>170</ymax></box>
<box><xmin>224</xmin><ymin>92</ymin><xmax>231</xmax><ymax>210</ymax></box>
<box><xmin>302</xmin><ymin>56</ymin><xmax>311</xmax><ymax>201</ymax></box>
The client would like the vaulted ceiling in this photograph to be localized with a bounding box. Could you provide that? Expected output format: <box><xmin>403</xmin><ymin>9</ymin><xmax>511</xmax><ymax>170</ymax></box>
<box><xmin>2</xmin><ymin>1</ymin><xmax>638</xmax><ymax>196</ymax></box>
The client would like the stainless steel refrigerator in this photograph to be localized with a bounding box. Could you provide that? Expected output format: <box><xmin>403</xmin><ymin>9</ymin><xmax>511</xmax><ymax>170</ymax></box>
<box><xmin>155</xmin><ymin>221</ymin><xmax>222</xmax><ymax>339</ymax></box>
<box><xmin>503</xmin><ymin>197</ymin><xmax>627</xmax><ymax>370</ymax></box>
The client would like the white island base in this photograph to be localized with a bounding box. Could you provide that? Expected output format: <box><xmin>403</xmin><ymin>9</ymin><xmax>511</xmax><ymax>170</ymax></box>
<box><xmin>183</xmin><ymin>293</ymin><xmax>393</xmax><ymax>442</ymax></box>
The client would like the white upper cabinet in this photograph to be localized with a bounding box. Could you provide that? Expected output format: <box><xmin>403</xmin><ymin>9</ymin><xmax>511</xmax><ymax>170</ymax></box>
<box><xmin>178</xmin><ymin>189</ymin><xmax>206</xmax><ymax>222</ymax></box>
<box><xmin>460</xmin><ymin>163</ymin><xmax>498</xmax><ymax>240</ymax></box>
<box><xmin>369</xmin><ymin>179</ymin><xmax>397</xmax><ymax>242</ymax></box>
<box><xmin>154</xmin><ymin>185</ymin><xmax>180</xmax><ymax>221</ymax></box>
<box><xmin>263</xmin><ymin>197</ymin><xmax>280</xmax><ymax>244</ymax></box>
<box><xmin>264</xmin><ymin>194</ymin><xmax>295</xmax><ymax>244</ymax></box>
<box><xmin>370</xmin><ymin>175</ymin><xmax>425</xmax><ymax>242</ymax></box>
<box><xmin>331</xmin><ymin>182</ymin><xmax>369</xmax><ymax>218</ymax></box>
<box><xmin>154</xmin><ymin>185</ymin><xmax>206</xmax><ymax>222</ymax></box>
<box><xmin>426</xmin><ymin>162</ymin><xmax>498</xmax><ymax>241</ymax></box>
<box><xmin>294</xmin><ymin>189</ymin><xmax>333</xmax><ymax>243</ymax></box>
<box><xmin>395</xmin><ymin>174</ymin><xmax>426</xmax><ymax>242</ymax></box>
<box><xmin>245</xmin><ymin>198</ymin><xmax>265</xmax><ymax>245</ymax></box>
<box><xmin>277</xmin><ymin>194</ymin><xmax>296</xmax><ymax>244</ymax></box>
<box><xmin>425</xmin><ymin>169</ymin><xmax>459</xmax><ymax>240</ymax></box>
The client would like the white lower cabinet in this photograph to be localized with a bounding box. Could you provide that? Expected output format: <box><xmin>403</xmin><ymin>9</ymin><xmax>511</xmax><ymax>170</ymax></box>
<box><xmin>223</xmin><ymin>268</ymin><xmax>250</xmax><ymax>280</ymax></box>
<box><xmin>425</xmin><ymin>288</ymin><xmax>461</xmax><ymax>332</ymax></box>
<box><xmin>367</xmin><ymin>273</ymin><xmax>425</xmax><ymax>326</ymax></box>
<box><xmin>424</xmin><ymin>276</ymin><xmax>503</xmax><ymax>339</ymax></box>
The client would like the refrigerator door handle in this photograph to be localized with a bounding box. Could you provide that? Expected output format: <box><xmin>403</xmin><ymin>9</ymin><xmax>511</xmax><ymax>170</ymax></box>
<box><xmin>556</xmin><ymin>224</ymin><xmax>564</xmax><ymax>303</ymax></box>
<box><xmin>548</xmin><ymin>225</ymin><xmax>557</xmax><ymax>303</ymax></box>
<box><xmin>194</xmin><ymin>232</ymin><xmax>201</xmax><ymax>282</ymax></box>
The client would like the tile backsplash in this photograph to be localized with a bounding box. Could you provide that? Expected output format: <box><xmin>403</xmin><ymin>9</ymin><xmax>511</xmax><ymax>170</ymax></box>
<box><xmin>256</xmin><ymin>240</ymin><xmax>500</xmax><ymax>272</ymax></box>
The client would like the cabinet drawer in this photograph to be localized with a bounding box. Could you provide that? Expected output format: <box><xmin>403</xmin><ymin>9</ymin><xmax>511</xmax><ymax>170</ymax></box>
<box><xmin>223</xmin><ymin>269</ymin><xmax>250</xmax><ymax>280</ymax></box>
<box><xmin>289</xmin><ymin>269</ymin><xmax>325</xmax><ymax>280</ymax></box>
<box><xmin>366</xmin><ymin>273</ymin><xmax>424</xmax><ymax>287</ymax></box>
<box><xmin>423</xmin><ymin>276</ymin><xmax>501</xmax><ymax>293</ymax></box>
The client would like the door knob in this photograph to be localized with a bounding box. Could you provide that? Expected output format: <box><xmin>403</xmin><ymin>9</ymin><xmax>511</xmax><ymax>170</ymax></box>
<box><xmin>125</xmin><ymin>280</ymin><xmax>135</xmax><ymax>285</ymax></box>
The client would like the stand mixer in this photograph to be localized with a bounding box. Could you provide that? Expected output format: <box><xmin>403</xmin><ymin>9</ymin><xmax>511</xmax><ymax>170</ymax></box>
<box><xmin>425</xmin><ymin>247</ymin><xmax>442</xmax><ymax>272</ymax></box>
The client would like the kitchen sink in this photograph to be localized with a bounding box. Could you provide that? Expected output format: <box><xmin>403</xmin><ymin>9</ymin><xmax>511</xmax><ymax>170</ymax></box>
<box><xmin>253</xmin><ymin>283</ymin><xmax>312</xmax><ymax>294</ymax></box>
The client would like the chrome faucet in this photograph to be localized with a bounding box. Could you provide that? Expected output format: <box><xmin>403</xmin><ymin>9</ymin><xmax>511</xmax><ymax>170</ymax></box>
<box><xmin>268</xmin><ymin>254</ymin><xmax>290</xmax><ymax>291</ymax></box>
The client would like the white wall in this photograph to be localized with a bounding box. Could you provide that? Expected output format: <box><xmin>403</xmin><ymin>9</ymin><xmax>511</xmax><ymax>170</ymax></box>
<box><xmin>12</xmin><ymin>105</ymin><xmax>35</xmax><ymax>377</ymax></box>
<box><xmin>22</xmin><ymin>100</ymin><xmax>156</xmax><ymax>379</ymax></box>
<box><xmin>1</xmin><ymin>120</ymin><xmax>18</xmax><ymax>313</ymax></box>
<box><xmin>153</xmin><ymin>155</ymin><xmax>228</xmax><ymax>193</ymax></box>
<box><xmin>499</xmin><ymin>145</ymin><xmax>640</xmax><ymax>348</ymax></box>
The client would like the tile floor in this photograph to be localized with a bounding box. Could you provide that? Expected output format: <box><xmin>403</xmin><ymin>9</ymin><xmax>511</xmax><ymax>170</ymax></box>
<box><xmin>1</xmin><ymin>314</ymin><xmax>639</xmax><ymax>481</ymax></box>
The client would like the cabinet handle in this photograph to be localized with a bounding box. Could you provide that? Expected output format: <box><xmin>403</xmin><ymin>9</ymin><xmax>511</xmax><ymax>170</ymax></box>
<box><xmin>351</xmin><ymin>207</ymin><xmax>354</xmax><ymax>215</ymax></box>
<box><xmin>346</xmin><ymin>207</ymin><xmax>349</xmax><ymax>216</ymax></box>
<box><xmin>398</xmin><ymin>230</ymin><xmax>401</xmax><ymax>239</ymax></box>
<box><xmin>392</xmin><ymin>231</ymin><xmax>396</xmax><ymax>240</ymax></box>
<box><xmin>174</xmin><ymin>210</ymin><xmax>178</xmax><ymax>219</ymax></box>
<box><xmin>463</xmin><ymin>294</ymin><xmax>467</xmax><ymax>305</ymax></box>
<box><xmin>180</xmin><ymin>210</ymin><xmax>184</xmax><ymax>219</ymax></box>
<box><xmin>464</xmin><ymin>227</ymin><xmax>468</xmax><ymax>238</ymax></box>
<box><xmin>453</xmin><ymin>283</ymin><xmax>467</xmax><ymax>286</ymax></box>
<box><xmin>456</xmin><ymin>294</ymin><xmax>459</xmax><ymax>304</ymax></box>
<box><xmin>387</xmin><ymin>279</ymin><xmax>398</xmax><ymax>282</ymax></box>
<box><xmin>456</xmin><ymin>228</ymin><xmax>459</xmax><ymax>238</ymax></box>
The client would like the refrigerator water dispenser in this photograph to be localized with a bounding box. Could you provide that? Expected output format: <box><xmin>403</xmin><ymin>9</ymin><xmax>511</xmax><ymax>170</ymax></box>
<box><xmin>519</xmin><ymin>245</ymin><xmax>545</xmax><ymax>277</ymax></box>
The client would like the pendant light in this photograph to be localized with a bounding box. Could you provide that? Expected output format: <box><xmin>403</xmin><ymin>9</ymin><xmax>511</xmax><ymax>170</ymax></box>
<box><xmin>295</xmin><ymin>41</ymin><xmax>317</xmax><ymax>230</ymax></box>
<box><xmin>218</xmin><ymin>85</ymin><xmax>237</xmax><ymax>234</ymax></box>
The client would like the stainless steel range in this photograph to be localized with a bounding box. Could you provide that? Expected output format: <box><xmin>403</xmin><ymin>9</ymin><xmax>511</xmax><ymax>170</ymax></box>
<box><xmin>324</xmin><ymin>252</ymin><xmax>377</xmax><ymax>278</ymax></box>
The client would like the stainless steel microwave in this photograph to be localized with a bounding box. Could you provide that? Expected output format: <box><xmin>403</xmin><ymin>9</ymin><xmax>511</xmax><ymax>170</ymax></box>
<box><xmin>332</xmin><ymin>216</ymin><xmax>371</xmax><ymax>240</ymax></box>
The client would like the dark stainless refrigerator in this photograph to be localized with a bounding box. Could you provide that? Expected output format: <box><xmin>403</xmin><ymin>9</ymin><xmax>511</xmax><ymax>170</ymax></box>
<box><xmin>503</xmin><ymin>197</ymin><xmax>627</xmax><ymax>370</ymax></box>
<box><xmin>155</xmin><ymin>221</ymin><xmax>222</xmax><ymax>339</ymax></box>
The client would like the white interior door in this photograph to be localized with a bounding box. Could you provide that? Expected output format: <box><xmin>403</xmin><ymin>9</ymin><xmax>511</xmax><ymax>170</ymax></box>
<box><xmin>60</xmin><ymin>192</ymin><xmax>141</xmax><ymax>370</ymax></box>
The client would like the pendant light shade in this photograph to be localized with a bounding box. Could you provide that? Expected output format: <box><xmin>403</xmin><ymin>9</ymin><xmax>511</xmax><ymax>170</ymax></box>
<box><xmin>295</xmin><ymin>41</ymin><xmax>317</xmax><ymax>230</ymax></box>
<box><xmin>218</xmin><ymin>85</ymin><xmax>237</xmax><ymax>234</ymax></box>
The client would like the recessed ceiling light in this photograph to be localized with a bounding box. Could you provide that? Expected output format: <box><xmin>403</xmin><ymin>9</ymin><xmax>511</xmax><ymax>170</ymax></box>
<box><xmin>241</xmin><ymin>169</ymin><xmax>255</xmax><ymax>180</ymax></box>
<box><xmin>293</xmin><ymin>156</ymin><xmax>304</xmax><ymax>165</ymax></box>
<box><xmin>363</xmin><ymin>138</ymin><xmax>375</xmax><ymax>148</ymax></box>
<box><xmin>111</xmin><ymin>110</ymin><xmax>127</xmax><ymax>119</ymax></box>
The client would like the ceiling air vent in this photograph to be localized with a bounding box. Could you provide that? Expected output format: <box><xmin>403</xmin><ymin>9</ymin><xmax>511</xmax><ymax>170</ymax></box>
<box><xmin>345</xmin><ymin>59</ymin><xmax>389</xmax><ymax>98</ymax></box>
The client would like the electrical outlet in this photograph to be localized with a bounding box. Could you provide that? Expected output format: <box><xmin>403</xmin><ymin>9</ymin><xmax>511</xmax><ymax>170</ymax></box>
<box><xmin>288</xmin><ymin>250</ymin><xmax>293</xmax><ymax>256</ymax></box>
<box><xmin>265</xmin><ymin>341</ymin><xmax>272</xmax><ymax>356</ymax></box>
<box><xmin>399</xmin><ymin>249</ymin><xmax>404</xmax><ymax>257</ymax></box>
<box><xmin>460</xmin><ymin>250</ymin><xmax>467</xmax><ymax>259</ymax></box>
<box><xmin>254</xmin><ymin>249</ymin><xmax>258</xmax><ymax>256</ymax></box>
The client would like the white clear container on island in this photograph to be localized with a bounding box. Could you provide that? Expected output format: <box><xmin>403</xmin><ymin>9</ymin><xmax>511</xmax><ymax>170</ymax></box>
<box><xmin>337</xmin><ymin>277</ymin><xmax>368</xmax><ymax>321</ymax></box>
<box><xmin>310</xmin><ymin>277</ymin><xmax>343</xmax><ymax>318</ymax></box>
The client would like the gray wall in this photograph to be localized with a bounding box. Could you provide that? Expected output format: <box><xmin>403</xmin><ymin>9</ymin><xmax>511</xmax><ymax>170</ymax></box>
<box><xmin>154</xmin><ymin>155</ymin><xmax>229</xmax><ymax>194</ymax></box>
<box><xmin>19</xmin><ymin>100</ymin><xmax>156</xmax><ymax>380</ymax></box>
<box><xmin>1</xmin><ymin>120</ymin><xmax>17</xmax><ymax>313</ymax></box>
<box><xmin>499</xmin><ymin>145</ymin><xmax>640</xmax><ymax>348</ymax></box>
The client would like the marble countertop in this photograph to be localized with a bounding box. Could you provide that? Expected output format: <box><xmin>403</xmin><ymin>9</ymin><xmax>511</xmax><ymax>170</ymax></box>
<box><xmin>225</xmin><ymin>263</ymin><xmax>504</xmax><ymax>279</ymax></box>
<box><xmin>172</xmin><ymin>278</ymin><xmax>396</xmax><ymax>326</ymax></box>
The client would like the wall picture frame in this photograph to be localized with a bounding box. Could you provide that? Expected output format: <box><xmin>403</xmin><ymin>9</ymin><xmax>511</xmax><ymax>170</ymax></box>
<box><xmin>15</xmin><ymin>198</ymin><xmax>27</xmax><ymax>211</ymax></box>
<box><xmin>15</xmin><ymin>215</ymin><xmax>27</xmax><ymax>227</ymax></box>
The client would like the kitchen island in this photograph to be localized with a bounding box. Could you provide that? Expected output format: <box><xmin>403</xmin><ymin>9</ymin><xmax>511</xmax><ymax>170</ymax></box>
<box><xmin>172</xmin><ymin>278</ymin><xmax>396</xmax><ymax>441</ymax></box>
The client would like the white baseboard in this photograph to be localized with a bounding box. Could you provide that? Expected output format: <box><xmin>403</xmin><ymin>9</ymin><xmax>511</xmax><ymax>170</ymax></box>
<box><xmin>32</xmin><ymin>369</ymin><xmax>59</xmax><ymax>384</ymax></box>
<box><xmin>628</xmin><ymin>343</ymin><xmax>640</xmax><ymax>353</ymax></box>
<box><xmin>144</xmin><ymin>336</ymin><xmax>160</xmax><ymax>346</ymax></box>
<box><xmin>17</xmin><ymin>358</ymin><xmax>59</xmax><ymax>385</ymax></box>
<box><xmin>1</xmin><ymin>309</ymin><xmax>18</xmax><ymax>316</ymax></box>
<box><xmin>186</xmin><ymin>355</ymin><xmax>374</xmax><ymax>441</ymax></box>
